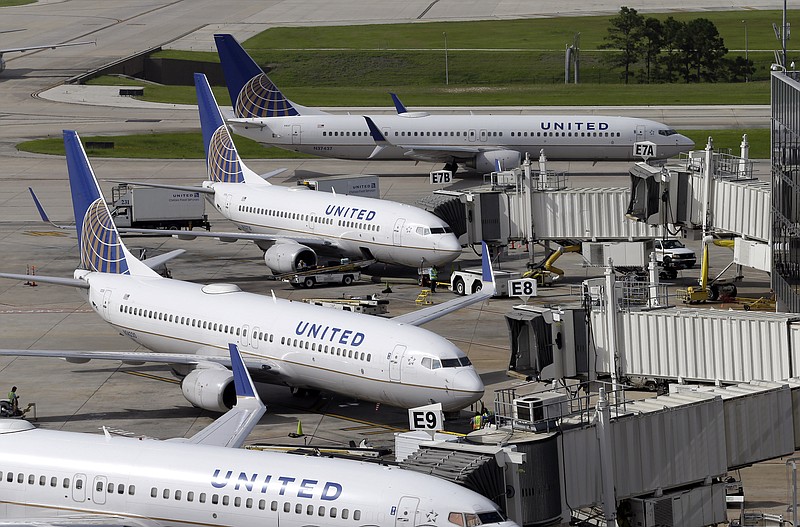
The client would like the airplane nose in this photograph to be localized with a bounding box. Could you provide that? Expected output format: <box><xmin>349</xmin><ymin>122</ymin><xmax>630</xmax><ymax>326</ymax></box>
<box><xmin>434</xmin><ymin>235</ymin><xmax>462</xmax><ymax>264</ymax></box>
<box><xmin>679</xmin><ymin>134</ymin><xmax>695</xmax><ymax>149</ymax></box>
<box><xmin>453</xmin><ymin>369</ymin><xmax>484</xmax><ymax>401</ymax></box>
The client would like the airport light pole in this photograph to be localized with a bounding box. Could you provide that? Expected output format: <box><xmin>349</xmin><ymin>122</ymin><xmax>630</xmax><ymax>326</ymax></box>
<box><xmin>742</xmin><ymin>19</ymin><xmax>749</xmax><ymax>81</ymax></box>
<box><xmin>443</xmin><ymin>32</ymin><xmax>449</xmax><ymax>85</ymax></box>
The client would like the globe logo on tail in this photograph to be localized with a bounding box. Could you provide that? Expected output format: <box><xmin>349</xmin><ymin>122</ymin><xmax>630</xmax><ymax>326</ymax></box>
<box><xmin>208</xmin><ymin>127</ymin><xmax>244</xmax><ymax>183</ymax></box>
<box><xmin>235</xmin><ymin>73</ymin><xmax>298</xmax><ymax>118</ymax></box>
<box><xmin>80</xmin><ymin>199</ymin><xmax>129</xmax><ymax>275</ymax></box>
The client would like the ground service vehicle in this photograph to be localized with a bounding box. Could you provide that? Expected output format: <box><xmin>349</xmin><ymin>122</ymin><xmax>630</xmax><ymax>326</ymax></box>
<box><xmin>451</xmin><ymin>268</ymin><xmax>521</xmax><ymax>297</ymax></box>
<box><xmin>111</xmin><ymin>184</ymin><xmax>211</xmax><ymax>230</ymax></box>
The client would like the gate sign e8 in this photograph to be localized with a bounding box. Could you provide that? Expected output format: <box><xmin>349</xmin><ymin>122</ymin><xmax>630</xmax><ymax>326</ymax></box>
<box><xmin>508</xmin><ymin>278</ymin><xmax>538</xmax><ymax>303</ymax></box>
<box><xmin>633</xmin><ymin>141</ymin><xmax>657</xmax><ymax>161</ymax></box>
<box><xmin>408</xmin><ymin>403</ymin><xmax>444</xmax><ymax>435</ymax></box>
<box><xmin>430</xmin><ymin>170</ymin><xmax>453</xmax><ymax>185</ymax></box>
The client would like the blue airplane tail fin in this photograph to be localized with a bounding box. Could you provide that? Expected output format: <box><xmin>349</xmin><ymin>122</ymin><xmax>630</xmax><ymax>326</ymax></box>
<box><xmin>214</xmin><ymin>33</ymin><xmax>299</xmax><ymax>118</ymax></box>
<box><xmin>195</xmin><ymin>73</ymin><xmax>248</xmax><ymax>184</ymax></box>
<box><xmin>64</xmin><ymin>131</ymin><xmax>155</xmax><ymax>276</ymax></box>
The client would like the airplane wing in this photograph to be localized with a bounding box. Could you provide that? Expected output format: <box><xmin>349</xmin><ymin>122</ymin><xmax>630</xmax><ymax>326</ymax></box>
<box><xmin>363</xmin><ymin>115</ymin><xmax>490</xmax><ymax>162</ymax></box>
<box><xmin>0</xmin><ymin>40</ymin><xmax>95</xmax><ymax>54</ymax></box>
<box><xmin>0</xmin><ymin>515</ymin><xmax>160</xmax><ymax>527</ymax></box>
<box><xmin>391</xmin><ymin>241</ymin><xmax>496</xmax><ymax>327</ymax></box>
<box><xmin>184</xmin><ymin>343</ymin><xmax>267</xmax><ymax>448</ymax></box>
<box><xmin>117</xmin><ymin>226</ymin><xmax>338</xmax><ymax>249</ymax></box>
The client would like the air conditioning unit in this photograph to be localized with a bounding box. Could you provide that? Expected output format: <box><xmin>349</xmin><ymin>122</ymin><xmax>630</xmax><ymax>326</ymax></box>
<box><xmin>512</xmin><ymin>392</ymin><xmax>569</xmax><ymax>426</ymax></box>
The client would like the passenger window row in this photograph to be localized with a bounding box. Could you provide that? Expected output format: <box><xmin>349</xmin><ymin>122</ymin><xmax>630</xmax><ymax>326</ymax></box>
<box><xmin>118</xmin><ymin>305</ymin><xmax>274</xmax><ymax>344</ymax></box>
<box><xmin>148</xmin><ymin>486</ymin><xmax>361</xmax><ymax>519</ymax></box>
<box><xmin>238</xmin><ymin>206</ymin><xmax>335</xmax><ymax>226</ymax></box>
<box><xmin>279</xmin><ymin>336</ymin><xmax>371</xmax><ymax>363</ymax></box>
<box><xmin>509</xmin><ymin>131</ymin><xmax>622</xmax><ymax>138</ymax></box>
<box><xmin>1</xmin><ymin>471</ymin><xmax>134</xmax><ymax>495</ymax></box>
<box><xmin>338</xmin><ymin>219</ymin><xmax>379</xmax><ymax>232</ymax></box>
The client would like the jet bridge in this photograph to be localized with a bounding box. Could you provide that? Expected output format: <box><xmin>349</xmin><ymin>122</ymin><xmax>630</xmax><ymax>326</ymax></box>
<box><xmin>627</xmin><ymin>136</ymin><xmax>770</xmax><ymax>273</ymax></box>
<box><xmin>399</xmin><ymin>378</ymin><xmax>799</xmax><ymax>527</ymax></box>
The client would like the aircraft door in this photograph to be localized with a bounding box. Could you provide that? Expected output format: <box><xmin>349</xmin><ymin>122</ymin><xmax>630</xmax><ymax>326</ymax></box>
<box><xmin>224</xmin><ymin>193</ymin><xmax>232</xmax><ymax>213</ymax></box>
<box><xmin>479</xmin><ymin>129</ymin><xmax>488</xmax><ymax>142</ymax></box>
<box><xmin>389</xmin><ymin>345</ymin><xmax>406</xmax><ymax>382</ymax></box>
<box><xmin>468</xmin><ymin>129</ymin><xmax>477</xmax><ymax>142</ymax></box>
<box><xmin>252</xmin><ymin>326</ymin><xmax>260</xmax><ymax>349</ymax></box>
<box><xmin>241</xmin><ymin>324</ymin><xmax>250</xmax><ymax>347</ymax></box>
<box><xmin>635</xmin><ymin>124</ymin><xmax>645</xmax><ymax>142</ymax></box>
<box><xmin>292</xmin><ymin>125</ymin><xmax>301</xmax><ymax>144</ymax></box>
<box><xmin>394</xmin><ymin>496</ymin><xmax>420</xmax><ymax>527</ymax></box>
<box><xmin>101</xmin><ymin>289</ymin><xmax>112</xmax><ymax>318</ymax></box>
<box><xmin>72</xmin><ymin>474</ymin><xmax>86</xmax><ymax>502</ymax></box>
<box><xmin>92</xmin><ymin>476</ymin><xmax>107</xmax><ymax>505</ymax></box>
<box><xmin>393</xmin><ymin>218</ymin><xmax>406</xmax><ymax>246</ymax></box>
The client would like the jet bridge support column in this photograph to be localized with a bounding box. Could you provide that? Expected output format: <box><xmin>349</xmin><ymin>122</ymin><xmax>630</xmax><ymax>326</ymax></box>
<box><xmin>595</xmin><ymin>387</ymin><xmax>618</xmax><ymax>527</ymax></box>
<box><xmin>604</xmin><ymin>265</ymin><xmax>620</xmax><ymax>394</ymax></box>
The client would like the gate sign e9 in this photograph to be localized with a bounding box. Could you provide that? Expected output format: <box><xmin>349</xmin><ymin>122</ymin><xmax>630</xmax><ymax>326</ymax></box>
<box><xmin>408</xmin><ymin>403</ymin><xmax>444</xmax><ymax>433</ymax></box>
<box><xmin>430</xmin><ymin>170</ymin><xmax>453</xmax><ymax>185</ymax></box>
<box><xmin>508</xmin><ymin>278</ymin><xmax>538</xmax><ymax>302</ymax></box>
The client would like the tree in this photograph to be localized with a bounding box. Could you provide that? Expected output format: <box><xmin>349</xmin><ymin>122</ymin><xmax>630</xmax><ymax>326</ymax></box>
<box><xmin>658</xmin><ymin>17</ymin><xmax>685</xmax><ymax>82</ymax></box>
<box><xmin>673</xmin><ymin>18</ymin><xmax>728</xmax><ymax>82</ymax></box>
<box><xmin>601</xmin><ymin>6</ymin><xmax>645</xmax><ymax>84</ymax></box>
<box><xmin>723</xmin><ymin>56</ymin><xmax>755</xmax><ymax>82</ymax></box>
<box><xmin>638</xmin><ymin>17</ymin><xmax>663</xmax><ymax>83</ymax></box>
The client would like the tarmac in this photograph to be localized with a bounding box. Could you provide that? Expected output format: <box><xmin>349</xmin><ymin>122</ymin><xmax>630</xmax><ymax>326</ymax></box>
<box><xmin>0</xmin><ymin>0</ymin><xmax>791</xmax><ymax>524</ymax></box>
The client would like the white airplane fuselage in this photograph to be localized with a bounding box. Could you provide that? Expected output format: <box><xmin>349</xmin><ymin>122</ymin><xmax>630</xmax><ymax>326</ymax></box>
<box><xmin>230</xmin><ymin>113</ymin><xmax>694</xmax><ymax>162</ymax></box>
<box><xmin>208</xmin><ymin>182</ymin><xmax>462</xmax><ymax>267</ymax></box>
<box><xmin>0</xmin><ymin>421</ymin><xmax>516</xmax><ymax>527</ymax></box>
<box><xmin>78</xmin><ymin>270</ymin><xmax>483</xmax><ymax>411</ymax></box>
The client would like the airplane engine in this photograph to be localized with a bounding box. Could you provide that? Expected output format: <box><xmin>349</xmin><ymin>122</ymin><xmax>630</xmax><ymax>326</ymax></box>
<box><xmin>264</xmin><ymin>242</ymin><xmax>317</xmax><ymax>273</ymax></box>
<box><xmin>467</xmin><ymin>150</ymin><xmax>522</xmax><ymax>173</ymax></box>
<box><xmin>181</xmin><ymin>366</ymin><xmax>236</xmax><ymax>412</ymax></box>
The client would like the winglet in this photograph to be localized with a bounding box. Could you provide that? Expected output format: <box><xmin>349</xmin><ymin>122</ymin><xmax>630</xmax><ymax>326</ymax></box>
<box><xmin>364</xmin><ymin>115</ymin><xmax>387</xmax><ymax>143</ymax></box>
<box><xmin>481</xmin><ymin>241</ymin><xmax>495</xmax><ymax>290</ymax></box>
<box><xmin>390</xmin><ymin>92</ymin><xmax>408</xmax><ymax>114</ymax></box>
<box><xmin>230</xmin><ymin>342</ymin><xmax>256</xmax><ymax>399</ymax></box>
<box><xmin>186</xmin><ymin>344</ymin><xmax>266</xmax><ymax>448</ymax></box>
<box><xmin>364</xmin><ymin>116</ymin><xmax>389</xmax><ymax>159</ymax></box>
<box><xmin>28</xmin><ymin>187</ymin><xmax>71</xmax><ymax>230</ymax></box>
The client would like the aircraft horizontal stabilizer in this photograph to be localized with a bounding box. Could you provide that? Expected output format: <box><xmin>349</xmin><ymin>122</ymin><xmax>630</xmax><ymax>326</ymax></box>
<box><xmin>390</xmin><ymin>241</ymin><xmax>495</xmax><ymax>326</ymax></box>
<box><xmin>0</xmin><ymin>273</ymin><xmax>89</xmax><ymax>289</ymax></box>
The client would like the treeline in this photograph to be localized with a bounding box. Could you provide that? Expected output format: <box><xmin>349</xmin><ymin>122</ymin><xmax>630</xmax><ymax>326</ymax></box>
<box><xmin>603</xmin><ymin>6</ymin><xmax>754</xmax><ymax>84</ymax></box>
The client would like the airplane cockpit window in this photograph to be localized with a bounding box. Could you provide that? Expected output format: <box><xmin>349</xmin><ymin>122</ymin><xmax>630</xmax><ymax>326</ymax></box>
<box><xmin>658</xmin><ymin>129</ymin><xmax>678</xmax><ymax>136</ymax></box>
<box><xmin>449</xmin><ymin>511</ymin><xmax>507</xmax><ymax>527</ymax></box>
<box><xmin>430</xmin><ymin>226</ymin><xmax>454</xmax><ymax>234</ymax></box>
<box><xmin>441</xmin><ymin>357</ymin><xmax>472</xmax><ymax>368</ymax></box>
<box><xmin>422</xmin><ymin>357</ymin><xmax>432</xmax><ymax>369</ymax></box>
<box><xmin>416</xmin><ymin>226</ymin><xmax>432</xmax><ymax>236</ymax></box>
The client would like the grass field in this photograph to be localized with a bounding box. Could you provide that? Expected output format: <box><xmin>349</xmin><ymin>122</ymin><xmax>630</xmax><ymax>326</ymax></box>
<box><xmin>17</xmin><ymin>128</ymin><xmax>770</xmax><ymax>160</ymax></box>
<box><xmin>152</xmin><ymin>9</ymin><xmax>797</xmax><ymax>93</ymax></box>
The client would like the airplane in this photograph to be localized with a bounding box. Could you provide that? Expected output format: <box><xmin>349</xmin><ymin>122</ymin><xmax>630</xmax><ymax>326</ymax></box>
<box><xmin>0</xmin><ymin>343</ymin><xmax>519</xmax><ymax>527</ymax></box>
<box><xmin>214</xmin><ymin>33</ymin><xmax>695</xmax><ymax>173</ymax></box>
<box><xmin>108</xmin><ymin>72</ymin><xmax>463</xmax><ymax>274</ymax></box>
<box><xmin>0</xmin><ymin>33</ymin><xmax>95</xmax><ymax>74</ymax></box>
<box><xmin>0</xmin><ymin>129</ymin><xmax>495</xmax><ymax>413</ymax></box>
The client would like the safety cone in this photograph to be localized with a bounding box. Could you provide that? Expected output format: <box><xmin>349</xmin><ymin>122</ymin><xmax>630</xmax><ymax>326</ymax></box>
<box><xmin>288</xmin><ymin>420</ymin><xmax>304</xmax><ymax>438</ymax></box>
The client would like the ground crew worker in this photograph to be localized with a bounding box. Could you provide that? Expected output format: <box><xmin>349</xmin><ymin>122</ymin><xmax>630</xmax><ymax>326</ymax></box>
<box><xmin>429</xmin><ymin>266</ymin><xmax>438</xmax><ymax>293</ymax></box>
<box><xmin>471</xmin><ymin>411</ymin><xmax>482</xmax><ymax>431</ymax></box>
<box><xmin>7</xmin><ymin>386</ymin><xmax>19</xmax><ymax>416</ymax></box>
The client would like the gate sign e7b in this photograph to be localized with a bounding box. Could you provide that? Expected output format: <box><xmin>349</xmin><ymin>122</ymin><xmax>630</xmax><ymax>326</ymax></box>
<box><xmin>430</xmin><ymin>170</ymin><xmax>453</xmax><ymax>185</ymax></box>
<box><xmin>408</xmin><ymin>403</ymin><xmax>444</xmax><ymax>436</ymax></box>
<box><xmin>508</xmin><ymin>278</ymin><xmax>538</xmax><ymax>303</ymax></box>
